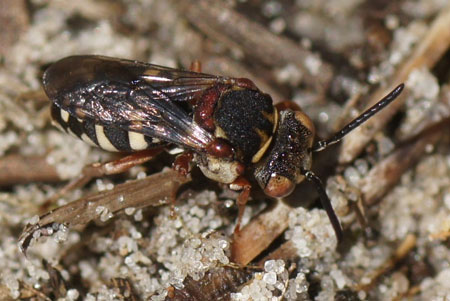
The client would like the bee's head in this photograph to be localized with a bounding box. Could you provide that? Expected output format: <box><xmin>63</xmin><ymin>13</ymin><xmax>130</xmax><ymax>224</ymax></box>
<box><xmin>254</xmin><ymin>109</ymin><xmax>315</xmax><ymax>198</ymax></box>
<box><xmin>254</xmin><ymin>84</ymin><xmax>404</xmax><ymax>243</ymax></box>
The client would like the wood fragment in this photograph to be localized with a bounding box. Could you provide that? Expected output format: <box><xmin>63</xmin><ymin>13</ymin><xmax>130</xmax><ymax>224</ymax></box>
<box><xmin>165</xmin><ymin>266</ymin><xmax>255</xmax><ymax>301</ymax></box>
<box><xmin>0</xmin><ymin>285</ymin><xmax>14</xmax><ymax>301</ymax></box>
<box><xmin>240</xmin><ymin>118</ymin><xmax>448</xmax><ymax>267</ymax></box>
<box><xmin>392</xmin><ymin>285</ymin><xmax>421</xmax><ymax>301</ymax></box>
<box><xmin>111</xmin><ymin>278</ymin><xmax>139</xmax><ymax>301</ymax></box>
<box><xmin>180</xmin><ymin>0</ymin><xmax>333</xmax><ymax>90</ymax></box>
<box><xmin>355</xmin><ymin>234</ymin><xmax>417</xmax><ymax>292</ymax></box>
<box><xmin>0</xmin><ymin>154</ymin><xmax>61</xmax><ymax>186</ymax></box>
<box><xmin>429</xmin><ymin>230</ymin><xmax>450</xmax><ymax>241</ymax></box>
<box><xmin>339</xmin><ymin>5</ymin><xmax>450</xmax><ymax>163</ymax></box>
<box><xmin>43</xmin><ymin>260</ymin><xmax>67</xmax><ymax>299</ymax></box>
<box><xmin>361</xmin><ymin>118</ymin><xmax>449</xmax><ymax>205</ymax></box>
<box><xmin>52</xmin><ymin>1</ymin><xmax>124</xmax><ymax>21</ymax></box>
<box><xmin>231</xmin><ymin>200</ymin><xmax>291</xmax><ymax>266</ymax></box>
<box><xmin>41</xmin><ymin>149</ymin><xmax>161</xmax><ymax>209</ymax></box>
<box><xmin>19</xmin><ymin>169</ymin><xmax>190</xmax><ymax>253</ymax></box>
<box><xmin>19</xmin><ymin>281</ymin><xmax>52</xmax><ymax>301</ymax></box>
<box><xmin>258</xmin><ymin>240</ymin><xmax>298</xmax><ymax>265</ymax></box>
<box><xmin>0</xmin><ymin>0</ymin><xmax>29</xmax><ymax>56</ymax></box>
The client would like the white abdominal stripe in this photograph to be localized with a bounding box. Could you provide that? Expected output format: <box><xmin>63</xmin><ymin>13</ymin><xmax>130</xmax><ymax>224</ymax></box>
<box><xmin>51</xmin><ymin>105</ymin><xmax>160</xmax><ymax>152</ymax></box>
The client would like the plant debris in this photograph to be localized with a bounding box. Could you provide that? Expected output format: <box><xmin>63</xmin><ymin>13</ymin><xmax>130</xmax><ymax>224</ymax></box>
<box><xmin>0</xmin><ymin>0</ymin><xmax>449</xmax><ymax>300</ymax></box>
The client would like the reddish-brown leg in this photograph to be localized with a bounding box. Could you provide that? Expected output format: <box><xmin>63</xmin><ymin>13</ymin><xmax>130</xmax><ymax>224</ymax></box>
<box><xmin>230</xmin><ymin>176</ymin><xmax>252</xmax><ymax>234</ymax></box>
<box><xmin>41</xmin><ymin>149</ymin><xmax>163</xmax><ymax>211</ymax></box>
<box><xmin>173</xmin><ymin>151</ymin><xmax>193</xmax><ymax>177</ymax></box>
<box><xmin>190</xmin><ymin>60</ymin><xmax>202</xmax><ymax>73</ymax></box>
<box><xmin>169</xmin><ymin>151</ymin><xmax>194</xmax><ymax>218</ymax></box>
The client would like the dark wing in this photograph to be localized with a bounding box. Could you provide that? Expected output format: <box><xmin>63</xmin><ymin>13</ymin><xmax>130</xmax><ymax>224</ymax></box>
<box><xmin>137</xmin><ymin>63</ymin><xmax>233</xmax><ymax>102</ymax></box>
<box><xmin>43</xmin><ymin>55</ymin><xmax>230</xmax><ymax>150</ymax></box>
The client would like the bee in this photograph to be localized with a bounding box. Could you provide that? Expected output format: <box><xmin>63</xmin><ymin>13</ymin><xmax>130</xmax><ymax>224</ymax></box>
<box><xmin>43</xmin><ymin>55</ymin><xmax>404</xmax><ymax>242</ymax></box>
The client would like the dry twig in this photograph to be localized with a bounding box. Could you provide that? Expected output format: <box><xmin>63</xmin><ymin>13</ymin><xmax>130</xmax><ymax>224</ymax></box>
<box><xmin>231</xmin><ymin>200</ymin><xmax>291</xmax><ymax>265</ymax></box>
<box><xmin>0</xmin><ymin>154</ymin><xmax>61</xmax><ymax>186</ymax></box>
<box><xmin>110</xmin><ymin>278</ymin><xmax>139</xmax><ymax>301</ymax></box>
<box><xmin>354</xmin><ymin>234</ymin><xmax>417</xmax><ymax>292</ymax></box>
<box><xmin>180</xmin><ymin>0</ymin><xmax>333</xmax><ymax>90</ymax></box>
<box><xmin>361</xmin><ymin>117</ymin><xmax>450</xmax><ymax>205</ymax></box>
<box><xmin>165</xmin><ymin>266</ymin><xmax>255</xmax><ymax>301</ymax></box>
<box><xmin>19</xmin><ymin>169</ymin><xmax>190</xmax><ymax>253</ymax></box>
<box><xmin>339</xmin><ymin>5</ymin><xmax>450</xmax><ymax>163</ymax></box>
<box><xmin>232</xmin><ymin>117</ymin><xmax>449</xmax><ymax>266</ymax></box>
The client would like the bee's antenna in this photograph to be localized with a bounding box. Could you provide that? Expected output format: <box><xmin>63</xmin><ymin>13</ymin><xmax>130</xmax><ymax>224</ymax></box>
<box><xmin>302</xmin><ymin>168</ymin><xmax>343</xmax><ymax>243</ymax></box>
<box><xmin>312</xmin><ymin>83</ymin><xmax>404</xmax><ymax>153</ymax></box>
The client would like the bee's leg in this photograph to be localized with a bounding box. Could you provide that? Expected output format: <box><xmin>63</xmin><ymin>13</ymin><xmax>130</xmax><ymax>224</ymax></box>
<box><xmin>229</xmin><ymin>176</ymin><xmax>252</xmax><ymax>233</ymax></box>
<box><xmin>168</xmin><ymin>151</ymin><xmax>194</xmax><ymax>218</ymax></box>
<box><xmin>41</xmin><ymin>149</ymin><xmax>162</xmax><ymax>211</ymax></box>
<box><xmin>190</xmin><ymin>60</ymin><xmax>202</xmax><ymax>72</ymax></box>
<box><xmin>173</xmin><ymin>151</ymin><xmax>194</xmax><ymax>177</ymax></box>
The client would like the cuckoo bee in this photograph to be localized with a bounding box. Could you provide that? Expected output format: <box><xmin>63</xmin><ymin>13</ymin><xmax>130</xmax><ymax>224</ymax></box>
<box><xmin>43</xmin><ymin>55</ymin><xmax>404</xmax><ymax>242</ymax></box>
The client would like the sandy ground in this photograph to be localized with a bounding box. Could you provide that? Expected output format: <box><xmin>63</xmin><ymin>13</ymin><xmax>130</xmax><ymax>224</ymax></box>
<box><xmin>0</xmin><ymin>0</ymin><xmax>449</xmax><ymax>300</ymax></box>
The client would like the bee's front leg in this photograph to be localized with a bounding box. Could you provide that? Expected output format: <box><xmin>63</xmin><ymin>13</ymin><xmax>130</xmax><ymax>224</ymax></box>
<box><xmin>229</xmin><ymin>176</ymin><xmax>252</xmax><ymax>234</ymax></box>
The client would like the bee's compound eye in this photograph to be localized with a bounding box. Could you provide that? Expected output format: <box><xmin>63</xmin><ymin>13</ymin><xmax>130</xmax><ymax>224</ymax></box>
<box><xmin>264</xmin><ymin>175</ymin><xmax>295</xmax><ymax>198</ymax></box>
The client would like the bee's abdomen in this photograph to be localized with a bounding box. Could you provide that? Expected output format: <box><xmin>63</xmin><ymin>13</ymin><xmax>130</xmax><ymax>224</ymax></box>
<box><xmin>51</xmin><ymin>105</ymin><xmax>159</xmax><ymax>152</ymax></box>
